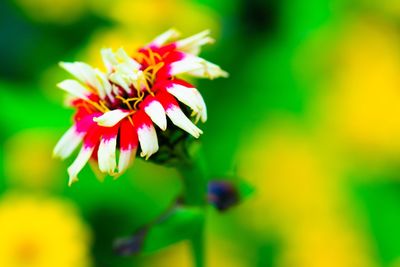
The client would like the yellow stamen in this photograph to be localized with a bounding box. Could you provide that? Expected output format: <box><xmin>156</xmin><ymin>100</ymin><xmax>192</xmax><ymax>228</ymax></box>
<box><xmin>116</xmin><ymin>95</ymin><xmax>133</xmax><ymax>110</ymax></box>
<box><xmin>87</xmin><ymin>100</ymin><xmax>107</xmax><ymax>113</ymax></box>
<box><xmin>127</xmin><ymin>115</ymin><xmax>134</xmax><ymax>125</ymax></box>
<box><xmin>133</xmin><ymin>91</ymin><xmax>145</xmax><ymax>109</ymax></box>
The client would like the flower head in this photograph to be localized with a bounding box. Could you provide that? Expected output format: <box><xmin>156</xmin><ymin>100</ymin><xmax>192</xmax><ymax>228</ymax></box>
<box><xmin>53</xmin><ymin>29</ymin><xmax>227</xmax><ymax>185</ymax></box>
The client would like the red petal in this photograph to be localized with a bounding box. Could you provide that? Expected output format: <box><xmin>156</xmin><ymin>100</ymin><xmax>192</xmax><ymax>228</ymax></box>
<box><xmin>155</xmin><ymin>90</ymin><xmax>179</xmax><ymax>111</ymax></box>
<box><xmin>171</xmin><ymin>78</ymin><xmax>195</xmax><ymax>88</ymax></box>
<box><xmin>120</xmin><ymin>119</ymin><xmax>138</xmax><ymax>151</ymax></box>
<box><xmin>83</xmin><ymin>124</ymin><xmax>102</xmax><ymax>148</ymax></box>
<box><xmin>132</xmin><ymin>110</ymin><xmax>153</xmax><ymax>128</ymax></box>
<box><xmin>75</xmin><ymin>112</ymin><xmax>102</xmax><ymax>133</ymax></box>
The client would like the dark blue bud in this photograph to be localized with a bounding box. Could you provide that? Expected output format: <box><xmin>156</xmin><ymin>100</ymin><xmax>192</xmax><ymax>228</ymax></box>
<box><xmin>208</xmin><ymin>180</ymin><xmax>240</xmax><ymax>211</ymax></box>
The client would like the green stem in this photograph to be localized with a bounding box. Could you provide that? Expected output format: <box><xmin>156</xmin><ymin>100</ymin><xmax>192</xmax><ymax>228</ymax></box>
<box><xmin>176</xmin><ymin>158</ymin><xmax>207</xmax><ymax>267</ymax></box>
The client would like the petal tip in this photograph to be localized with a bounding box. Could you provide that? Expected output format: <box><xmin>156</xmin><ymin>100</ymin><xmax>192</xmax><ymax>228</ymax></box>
<box><xmin>68</xmin><ymin>176</ymin><xmax>79</xmax><ymax>187</ymax></box>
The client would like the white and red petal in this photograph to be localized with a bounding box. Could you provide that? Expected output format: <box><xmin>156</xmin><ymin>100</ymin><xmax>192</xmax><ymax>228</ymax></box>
<box><xmin>53</xmin><ymin>125</ymin><xmax>84</xmax><ymax>159</ymax></box>
<box><xmin>57</xmin><ymin>80</ymin><xmax>91</xmax><ymax>101</ymax></box>
<box><xmin>93</xmin><ymin>109</ymin><xmax>130</xmax><ymax>127</ymax></box>
<box><xmin>175</xmin><ymin>30</ymin><xmax>214</xmax><ymax>55</ymax></box>
<box><xmin>166</xmin><ymin>105</ymin><xmax>203</xmax><ymax>138</ymax></box>
<box><xmin>67</xmin><ymin>146</ymin><xmax>95</xmax><ymax>186</ymax></box>
<box><xmin>148</xmin><ymin>28</ymin><xmax>180</xmax><ymax>47</ymax></box>
<box><xmin>165</xmin><ymin>81</ymin><xmax>207</xmax><ymax>123</ymax></box>
<box><xmin>118</xmin><ymin>119</ymin><xmax>138</xmax><ymax>174</ymax></box>
<box><xmin>140</xmin><ymin>96</ymin><xmax>167</xmax><ymax>131</ymax></box>
<box><xmin>134</xmin><ymin>111</ymin><xmax>159</xmax><ymax>159</ymax></box>
<box><xmin>169</xmin><ymin>54</ymin><xmax>228</xmax><ymax>79</ymax></box>
<box><xmin>97</xmin><ymin>126</ymin><xmax>119</xmax><ymax>175</ymax></box>
<box><xmin>66</xmin><ymin>124</ymin><xmax>103</xmax><ymax>185</ymax></box>
<box><xmin>82</xmin><ymin>124</ymin><xmax>103</xmax><ymax>149</ymax></box>
<box><xmin>157</xmin><ymin>91</ymin><xmax>203</xmax><ymax>138</ymax></box>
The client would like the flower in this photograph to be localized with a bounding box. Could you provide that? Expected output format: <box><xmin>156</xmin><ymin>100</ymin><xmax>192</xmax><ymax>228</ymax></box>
<box><xmin>53</xmin><ymin>29</ymin><xmax>227</xmax><ymax>185</ymax></box>
<box><xmin>0</xmin><ymin>193</ymin><xmax>91</xmax><ymax>267</ymax></box>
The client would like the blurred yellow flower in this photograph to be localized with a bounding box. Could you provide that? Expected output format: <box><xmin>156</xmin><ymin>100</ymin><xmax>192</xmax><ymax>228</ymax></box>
<box><xmin>0</xmin><ymin>193</ymin><xmax>92</xmax><ymax>267</ymax></box>
<box><xmin>237</xmin><ymin>117</ymin><xmax>378</xmax><ymax>267</ymax></box>
<box><xmin>312</xmin><ymin>17</ymin><xmax>400</xmax><ymax>159</ymax></box>
<box><xmin>79</xmin><ymin>0</ymin><xmax>220</xmax><ymax>70</ymax></box>
<box><xmin>89</xmin><ymin>0</ymin><xmax>220</xmax><ymax>36</ymax></box>
<box><xmin>141</xmin><ymin>237</ymin><xmax>244</xmax><ymax>267</ymax></box>
<box><xmin>357</xmin><ymin>0</ymin><xmax>400</xmax><ymax>18</ymax></box>
<box><xmin>78</xmin><ymin>27</ymin><xmax>145</xmax><ymax>70</ymax></box>
<box><xmin>14</xmin><ymin>0</ymin><xmax>87</xmax><ymax>24</ymax></box>
<box><xmin>139</xmin><ymin>241</ymin><xmax>191</xmax><ymax>267</ymax></box>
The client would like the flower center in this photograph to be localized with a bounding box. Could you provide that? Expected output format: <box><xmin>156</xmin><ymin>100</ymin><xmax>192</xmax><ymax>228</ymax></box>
<box><xmin>111</xmin><ymin>61</ymin><xmax>164</xmax><ymax>112</ymax></box>
<box><xmin>76</xmin><ymin>49</ymin><xmax>167</xmax><ymax>115</ymax></box>
<box><xmin>108</xmin><ymin>49</ymin><xmax>165</xmax><ymax>112</ymax></box>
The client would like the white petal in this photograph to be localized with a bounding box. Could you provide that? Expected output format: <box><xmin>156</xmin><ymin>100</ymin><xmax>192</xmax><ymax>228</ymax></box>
<box><xmin>175</xmin><ymin>30</ymin><xmax>214</xmax><ymax>55</ymax></box>
<box><xmin>53</xmin><ymin>125</ymin><xmax>84</xmax><ymax>159</ymax></box>
<box><xmin>169</xmin><ymin>55</ymin><xmax>228</xmax><ymax>79</ymax></box>
<box><xmin>137</xmin><ymin>125</ymin><xmax>159</xmax><ymax>159</ymax></box>
<box><xmin>112</xmin><ymin>84</ymin><xmax>121</xmax><ymax>95</ymax></box>
<box><xmin>117</xmin><ymin>147</ymin><xmax>137</xmax><ymax>175</ymax></box>
<box><xmin>59</xmin><ymin>62</ymin><xmax>88</xmax><ymax>81</ymax></box>
<box><xmin>98</xmin><ymin>136</ymin><xmax>117</xmax><ymax>175</ymax></box>
<box><xmin>101</xmin><ymin>48</ymin><xmax>118</xmax><ymax>72</ymax></box>
<box><xmin>144</xmin><ymin>100</ymin><xmax>167</xmax><ymax>130</ymax></box>
<box><xmin>59</xmin><ymin>62</ymin><xmax>105</xmax><ymax>98</ymax></box>
<box><xmin>109</xmin><ymin>72</ymin><xmax>131</xmax><ymax>93</ymax></box>
<box><xmin>149</xmin><ymin>28</ymin><xmax>180</xmax><ymax>47</ymax></box>
<box><xmin>195</xmin><ymin>89</ymin><xmax>207</xmax><ymax>122</ymax></box>
<box><xmin>115</xmin><ymin>48</ymin><xmax>141</xmax><ymax>69</ymax></box>
<box><xmin>57</xmin><ymin>79</ymin><xmax>90</xmax><ymax>100</ymax></box>
<box><xmin>187</xmin><ymin>63</ymin><xmax>229</xmax><ymax>79</ymax></box>
<box><xmin>166</xmin><ymin>106</ymin><xmax>203</xmax><ymax>138</ymax></box>
<box><xmin>166</xmin><ymin>84</ymin><xmax>207</xmax><ymax>122</ymax></box>
<box><xmin>95</xmin><ymin>69</ymin><xmax>114</xmax><ymax>101</ymax></box>
<box><xmin>101</xmin><ymin>47</ymin><xmax>141</xmax><ymax>73</ymax></box>
<box><xmin>93</xmin><ymin>110</ymin><xmax>130</xmax><ymax>127</ymax></box>
<box><xmin>67</xmin><ymin>146</ymin><xmax>94</xmax><ymax>186</ymax></box>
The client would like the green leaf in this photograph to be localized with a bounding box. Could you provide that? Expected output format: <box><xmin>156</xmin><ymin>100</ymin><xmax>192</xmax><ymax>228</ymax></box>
<box><xmin>143</xmin><ymin>206</ymin><xmax>205</xmax><ymax>253</ymax></box>
<box><xmin>114</xmin><ymin>206</ymin><xmax>205</xmax><ymax>256</ymax></box>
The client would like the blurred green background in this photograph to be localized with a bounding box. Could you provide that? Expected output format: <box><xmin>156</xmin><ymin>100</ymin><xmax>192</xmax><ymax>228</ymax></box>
<box><xmin>2</xmin><ymin>0</ymin><xmax>400</xmax><ymax>266</ymax></box>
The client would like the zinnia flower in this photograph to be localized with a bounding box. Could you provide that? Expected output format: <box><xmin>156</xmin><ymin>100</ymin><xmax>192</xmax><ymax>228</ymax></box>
<box><xmin>53</xmin><ymin>29</ymin><xmax>227</xmax><ymax>185</ymax></box>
